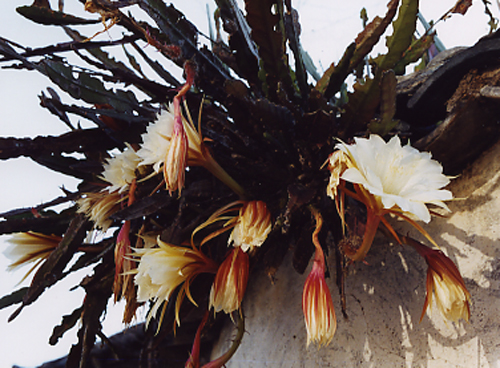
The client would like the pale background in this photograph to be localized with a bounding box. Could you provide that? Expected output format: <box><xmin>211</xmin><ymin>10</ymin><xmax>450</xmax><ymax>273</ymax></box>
<box><xmin>0</xmin><ymin>1</ymin><xmax>492</xmax><ymax>367</ymax></box>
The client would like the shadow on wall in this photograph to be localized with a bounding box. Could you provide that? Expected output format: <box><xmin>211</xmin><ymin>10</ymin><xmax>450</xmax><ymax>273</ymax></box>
<box><xmin>211</xmin><ymin>140</ymin><xmax>500</xmax><ymax>368</ymax></box>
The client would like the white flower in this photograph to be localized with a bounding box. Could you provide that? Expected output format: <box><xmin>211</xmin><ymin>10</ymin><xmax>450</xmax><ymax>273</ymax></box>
<box><xmin>77</xmin><ymin>191</ymin><xmax>122</xmax><ymax>231</ymax></box>
<box><xmin>100</xmin><ymin>145</ymin><xmax>141</xmax><ymax>193</ymax></box>
<box><xmin>228</xmin><ymin>201</ymin><xmax>272</xmax><ymax>252</ymax></box>
<box><xmin>4</xmin><ymin>232</ymin><xmax>61</xmax><ymax>271</ymax></box>
<box><xmin>134</xmin><ymin>237</ymin><xmax>216</xmax><ymax>326</ymax></box>
<box><xmin>137</xmin><ymin>104</ymin><xmax>203</xmax><ymax>173</ymax></box>
<box><xmin>137</xmin><ymin>108</ymin><xmax>176</xmax><ymax>173</ymax></box>
<box><xmin>328</xmin><ymin>134</ymin><xmax>452</xmax><ymax>223</ymax></box>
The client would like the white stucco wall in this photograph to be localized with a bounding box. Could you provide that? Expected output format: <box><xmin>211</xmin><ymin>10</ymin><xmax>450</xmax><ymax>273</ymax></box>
<box><xmin>211</xmin><ymin>140</ymin><xmax>500</xmax><ymax>368</ymax></box>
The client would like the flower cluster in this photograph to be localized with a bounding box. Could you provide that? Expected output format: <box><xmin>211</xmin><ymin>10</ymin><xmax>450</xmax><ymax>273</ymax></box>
<box><xmin>7</xmin><ymin>127</ymin><xmax>470</xmax><ymax>364</ymax></box>
<box><xmin>2</xmin><ymin>3</ymin><xmax>482</xmax><ymax>367</ymax></box>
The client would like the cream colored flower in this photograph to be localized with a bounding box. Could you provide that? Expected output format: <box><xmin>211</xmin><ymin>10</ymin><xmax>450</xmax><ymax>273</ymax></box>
<box><xmin>137</xmin><ymin>102</ymin><xmax>245</xmax><ymax>197</ymax></box>
<box><xmin>209</xmin><ymin>247</ymin><xmax>249</xmax><ymax>314</ymax></box>
<box><xmin>163</xmin><ymin>114</ymin><xmax>188</xmax><ymax>194</ymax></box>
<box><xmin>428</xmin><ymin>267</ymin><xmax>471</xmax><ymax>322</ymax></box>
<box><xmin>228</xmin><ymin>201</ymin><xmax>272</xmax><ymax>252</ymax></box>
<box><xmin>408</xmin><ymin>239</ymin><xmax>471</xmax><ymax>323</ymax></box>
<box><xmin>137</xmin><ymin>107</ymin><xmax>175</xmax><ymax>173</ymax></box>
<box><xmin>137</xmin><ymin>104</ymin><xmax>202</xmax><ymax>173</ymax></box>
<box><xmin>77</xmin><ymin>191</ymin><xmax>122</xmax><ymax>231</ymax></box>
<box><xmin>328</xmin><ymin>134</ymin><xmax>452</xmax><ymax>223</ymax></box>
<box><xmin>327</xmin><ymin>135</ymin><xmax>453</xmax><ymax>261</ymax></box>
<box><xmin>4</xmin><ymin>232</ymin><xmax>61</xmax><ymax>276</ymax></box>
<box><xmin>192</xmin><ymin>200</ymin><xmax>272</xmax><ymax>252</ymax></box>
<box><xmin>100</xmin><ymin>145</ymin><xmax>141</xmax><ymax>194</ymax></box>
<box><xmin>134</xmin><ymin>237</ymin><xmax>216</xmax><ymax>326</ymax></box>
<box><xmin>192</xmin><ymin>201</ymin><xmax>270</xmax><ymax>315</ymax></box>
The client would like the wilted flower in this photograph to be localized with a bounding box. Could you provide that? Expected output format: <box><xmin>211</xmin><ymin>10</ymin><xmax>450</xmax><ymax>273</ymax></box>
<box><xmin>134</xmin><ymin>237</ymin><xmax>217</xmax><ymax>327</ymax></box>
<box><xmin>228</xmin><ymin>201</ymin><xmax>272</xmax><ymax>253</ymax></box>
<box><xmin>209</xmin><ymin>247</ymin><xmax>249</xmax><ymax>314</ymax></box>
<box><xmin>77</xmin><ymin>191</ymin><xmax>122</xmax><ymax>231</ymax></box>
<box><xmin>326</xmin><ymin>149</ymin><xmax>348</xmax><ymax>201</ymax></box>
<box><xmin>100</xmin><ymin>145</ymin><xmax>141</xmax><ymax>194</ymax></box>
<box><xmin>405</xmin><ymin>236</ymin><xmax>471</xmax><ymax>323</ymax></box>
<box><xmin>327</xmin><ymin>134</ymin><xmax>453</xmax><ymax>261</ymax></box>
<box><xmin>113</xmin><ymin>220</ymin><xmax>134</xmax><ymax>303</ymax></box>
<box><xmin>4</xmin><ymin>232</ymin><xmax>62</xmax><ymax>280</ymax></box>
<box><xmin>302</xmin><ymin>208</ymin><xmax>336</xmax><ymax>347</ymax></box>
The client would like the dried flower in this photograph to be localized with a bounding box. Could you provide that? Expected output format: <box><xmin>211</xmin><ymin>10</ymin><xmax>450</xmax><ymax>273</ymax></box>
<box><xmin>405</xmin><ymin>236</ymin><xmax>471</xmax><ymax>323</ymax></box>
<box><xmin>100</xmin><ymin>145</ymin><xmax>141</xmax><ymax>194</ymax></box>
<box><xmin>327</xmin><ymin>134</ymin><xmax>453</xmax><ymax>261</ymax></box>
<box><xmin>209</xmin><ymin>247</ymin><xmax>249</xmax><ymax>314</ymax></box>
<box><xmin>134</xmin><ymin>237</ymin><xmax>217</xmax><ymax>327</ymax></box>
<box><xmin>325</xmin><ymin>149</ymin><xmax>348</xmax><ymax>200</ymax></box>
<box><xmin>113</xmin><ymin>220</ymin><xmax>134</xmax><ymax>303</ymax></box>
<box><xmin>302</xmin><ymin>208</ymin><xmax>336</xmax><ymax>347</ymax></box>
<box><xmin>228</xmin><ymin>200</ymin><xmax>272</xmax><ymax>253</ymax></box>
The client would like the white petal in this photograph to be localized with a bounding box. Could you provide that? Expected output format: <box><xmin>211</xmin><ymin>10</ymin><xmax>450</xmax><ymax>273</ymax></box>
<box><xmin>331</xmin><ymin>134</ymin><xmax>453</xmax><ymax>222</ymax></box>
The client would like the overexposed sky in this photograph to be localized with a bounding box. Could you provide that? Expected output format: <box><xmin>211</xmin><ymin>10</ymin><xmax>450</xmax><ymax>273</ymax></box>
<box><xmin>0</xmin><ymin>1</ymin><xmax>494</xmax><ymax>367</ymax></box>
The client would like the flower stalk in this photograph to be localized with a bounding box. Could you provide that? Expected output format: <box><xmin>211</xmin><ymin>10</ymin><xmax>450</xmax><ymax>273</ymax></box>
<box><xmin>351</xmin><ymin>208</ymin><xmax>380</xmax><ymax>262</ymax></box>
<box><xmin>185</xmin><ymin>311</ymin><xmax>209</xmax><ymax>368</ymax></box>
<box><xmin>201</xmin><ymin>313</ymin><xmax>245</xmax><ymax>368</ymax></box>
